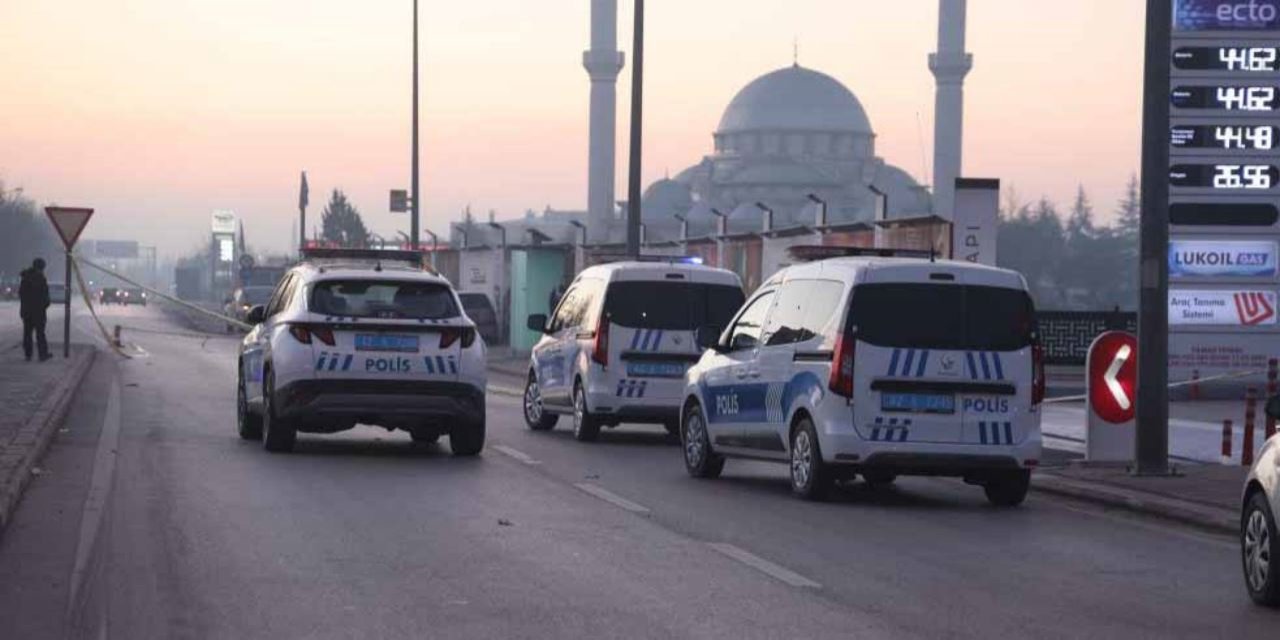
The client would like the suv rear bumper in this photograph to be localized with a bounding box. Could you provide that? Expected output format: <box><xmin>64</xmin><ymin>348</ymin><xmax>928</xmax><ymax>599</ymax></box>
<box><xmin>823</xmin><ymin>432</ymin><xmax>1042</xmax><ymax>475</ymax></box>
<box><xmin>275</xmin><ymin>379</ymin><xmax>485</xmax><ymax>427</ymax></box>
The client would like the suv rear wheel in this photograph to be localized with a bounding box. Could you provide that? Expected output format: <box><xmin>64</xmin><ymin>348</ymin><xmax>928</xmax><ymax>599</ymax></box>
<box><xmin>983</xmin><ymin>470</ymin><xmax>1031</xmax><ymax>507</ymax></box>
<box><xmin>450</xmin><ymin>416</ymin><xmax>485</xmax><ymax>456</ymax></box>
<box><xmin>1243</xmin><ymin>491</ymin><xmax>1280</xmax><ymax>607</ymax></box>
<box><xmin>523</xmin><ymin>372</ymin><xmax>558</xmax><ymax>431</ymax></box>
<box><xmin>572</xmin><ymin>382</ymin><xmax>601</xmax><ymax>442</ymax></box>
<box><xmin>790</xmin><ymin>417</ymin><xmax>833</xmax><ymax>501</ymax></box>
<box><xmin>681</xmin><ymin>402</ymin><xmax>724</xmax><ymax>479</ymax></box>
<box><xmin>261</xmin><ymin>369</ymin><xmax>296</xmax><ymax>453</ymax></box>
<box><xmin>236</xmin><ymin>366</ymin><xmax>262</xmax><ymax>441</ymax></box>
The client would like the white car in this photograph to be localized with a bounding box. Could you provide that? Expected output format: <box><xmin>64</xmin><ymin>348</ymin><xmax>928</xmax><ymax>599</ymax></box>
<box><xmin>522</xmin><ymin>260</ymin><xmax>745</xmax><ymax>441</ymax></box>
<box><xmin>679</xmin><ymin>251</ymin><xmax>1044</xmax><ymax>505</ymax></box>
<box><xmin>236</xmin><ymin>249</ymin><xmax>487</xmax><ymax>455</ymax></box>
<box><xmin>1242</xmin><ymin>397</ymin><xmax>1280</xmax><ymax>606</ymax></box>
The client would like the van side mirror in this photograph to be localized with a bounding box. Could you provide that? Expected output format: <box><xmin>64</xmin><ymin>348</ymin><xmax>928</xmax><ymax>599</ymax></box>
<box><xmin>696</xmin><ymin>324</ymin><xmax>723</xmax><ymax>352</ymax></box>
<box><xmin>527</xmin><ymin>314</ymin><xmax>548</xmax><ymax>333</ymax></box>
<box><xmin>245</xmin><ymin>305</ymin><xmax>266</xmax><ymax>325</ymax></box>
<box><xmin>1267</xmin><ymin>395</ymin><xmax>1280</xmax><ymax>422</ymax></box>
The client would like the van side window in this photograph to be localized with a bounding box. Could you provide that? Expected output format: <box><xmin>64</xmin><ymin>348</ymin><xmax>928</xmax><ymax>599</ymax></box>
<box><xmin>548</xmin><ymin>287</ymin><xmax>580</xmax><ymax>333</ymax></box>
<box><xmin>265</xmin><ymin>274</ymin><xmax>295</xmax><ymax>318</ymax></box>
<box><xmin>726</xmin><ymin>290</ymin><xmax>776</xmax><ymax>351</ymax></box>
<box><xmin>578</xmin><ymin>279</ymin><xmax>605</xmax><ymax>332</ymax></box>
<box><xmin>765</xmin><ymin>280</ymin><xmax>844</xmax><ymax>346</ymax></box>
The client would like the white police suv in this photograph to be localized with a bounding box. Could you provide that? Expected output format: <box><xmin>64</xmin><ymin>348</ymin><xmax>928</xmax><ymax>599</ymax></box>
<box><xmin>236</xmin><ymin>249</ymin><xmax>487</xmax><ymax>455</ymax></box>
<box><xmin>522</xmin><ymin>260</ymin><xmax>744</xmax><ymax>441</ymax></box>
<box><xmin>679</xmin><ymin>249</ymin><xmax>1044</xmax><ymax>505</ymax></box>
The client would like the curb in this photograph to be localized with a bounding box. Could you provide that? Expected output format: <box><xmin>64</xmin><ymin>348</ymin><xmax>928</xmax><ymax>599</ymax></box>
<box><xmin>0</xmin><ymin>347</ymin><xmax>97</xmax><ymax>533</ymax></box>
<box><xmin>488</xmin><ymin>384</ymin><xmax>522</xmax><ymax>398</ymax></box>
<box><xmin>1031</xmin><ymin>472</ymin><xmax>1237</xmax><ymax>535</ymax></box>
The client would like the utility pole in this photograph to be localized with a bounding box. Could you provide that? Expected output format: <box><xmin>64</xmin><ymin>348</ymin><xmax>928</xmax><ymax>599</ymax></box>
<box><xmin>1134</xmin><ymin>0</ymin><xmax>1172</xmax><ymax>475</ymax></box>
<box><xmin>625</xmin><ymin>0</ymin><xmax>645</xmax><ymax>258</ymax></box>
<box><xmin>410</xmin><ymin>0</ymin><xmax>421</xmax><ymax>251</ymax></box>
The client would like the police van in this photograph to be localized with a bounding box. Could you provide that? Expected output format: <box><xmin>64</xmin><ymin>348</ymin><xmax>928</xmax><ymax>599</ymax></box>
<box><xmin>236</xmin><ymin>249</ymin><xmax>487</xmax><ymax>455</ymax></box>
<box><xmin>523</xmin><ymin>260</ymin><xmax>745</xmax><ymax>441</ymax></box>
<box><xmin>679</xmin><ymin>249</ymin><xmax>1044</xmax><ymax>505</ymax></box>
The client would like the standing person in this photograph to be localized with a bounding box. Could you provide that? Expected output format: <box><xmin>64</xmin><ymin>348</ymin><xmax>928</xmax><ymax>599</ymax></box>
<box><xmin>19</xmin><ymin>258</ymin><xmax>51</xmax><ymax>362</ymax></box>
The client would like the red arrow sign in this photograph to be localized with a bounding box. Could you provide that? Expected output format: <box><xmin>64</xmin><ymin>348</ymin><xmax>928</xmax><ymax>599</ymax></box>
<box><xmin>45</xmin><ymin>206</ymin><xmax>94</xmax><ymax>250</ymax></box>
<box><xmin>1089</xmin><ymin>331</ymin><xmax>1138</xmax><ymax>424</ymax></box>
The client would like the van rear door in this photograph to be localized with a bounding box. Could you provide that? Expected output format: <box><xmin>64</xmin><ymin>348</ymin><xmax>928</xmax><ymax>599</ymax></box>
<box><xmin>850</xmin><ymin>282</ymin><xmax>1035</xmax><ymax>445</ymax></box>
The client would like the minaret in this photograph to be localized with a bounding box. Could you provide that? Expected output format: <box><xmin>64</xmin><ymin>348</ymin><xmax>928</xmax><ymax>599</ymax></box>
<box><xmin>929</xmin><ymin>0</ymin><xmax>972</xmax><ymax>220</ymax></box>
<box><xmin>584</xmin><ymin>0</ymin><xmax>625</xmax><ymax>241</ymax></box>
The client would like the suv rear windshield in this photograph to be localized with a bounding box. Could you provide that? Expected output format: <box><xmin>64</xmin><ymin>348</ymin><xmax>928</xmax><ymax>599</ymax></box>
<box><xmin>310</xmin><ymin>280</ymin><xmax>459</xmax><ymax>320</ymax></box>
<box><xmin>848</xmin><ymin>283</ymin><xmax>1035</xmax><ymax>351</ymax></box>
<box><xmin>604</xmin><ymin>281</ymin><xmax>745</xmax><ymax>331</ymax></box>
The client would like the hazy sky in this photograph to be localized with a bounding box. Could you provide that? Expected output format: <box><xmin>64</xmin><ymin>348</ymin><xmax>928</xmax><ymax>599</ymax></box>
<box><xmin>0</xmin><ymin>1</ymin><xmax>1144</xmax><ymax>257</ymax></box>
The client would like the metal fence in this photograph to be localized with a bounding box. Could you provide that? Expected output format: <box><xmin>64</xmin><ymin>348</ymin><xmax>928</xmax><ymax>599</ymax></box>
<box><xmin>1036</xmin><ymin>310</ymin><xmax>1136</xmax><ymax>366</ymax></box>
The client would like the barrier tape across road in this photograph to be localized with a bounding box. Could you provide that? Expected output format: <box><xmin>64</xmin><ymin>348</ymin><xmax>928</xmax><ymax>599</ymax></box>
<box><xmin>1044</xmin><ymin>367</ymin><xmax>1269</xmax><ymax>404</ymax></box>
<box><xmin>75</xmin><ymin>255</ymin><xmax>253</xmax><ymax>332</ymax></box>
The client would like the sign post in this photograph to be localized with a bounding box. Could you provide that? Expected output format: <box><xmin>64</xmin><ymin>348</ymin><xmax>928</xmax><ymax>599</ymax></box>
<box><xmin>1087</xmin><ymin>331</ymin><xmax>1139</xmax><ymax>462</ymax></box>
<box><xmin>44</xmin><ymin>207</ymin><xmax>94</xmax><ymax>358</ymax></box>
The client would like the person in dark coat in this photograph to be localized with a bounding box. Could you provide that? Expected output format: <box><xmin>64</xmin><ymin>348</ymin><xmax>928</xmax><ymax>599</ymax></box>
<box><xmin>19</xmin><ymin>258</ymin><xmax>51</xmax><ymax>362</ymax></box>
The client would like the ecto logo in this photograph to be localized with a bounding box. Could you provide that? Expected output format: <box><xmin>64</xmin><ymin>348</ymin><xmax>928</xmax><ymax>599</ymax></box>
<box><xmin>1218</xmin><ymin>0</ymin><xmax>1278</xmax><ymax>22</ymax></box>
<box><xmin>1176</xmin><ymin>0</ymin><xmax>1280</xmax><ymax>30</ymax></box>
<box><xmin>1234</xmin><ymin>291</ymin><xmax>1276</xmax><ymax>325</ymax></box>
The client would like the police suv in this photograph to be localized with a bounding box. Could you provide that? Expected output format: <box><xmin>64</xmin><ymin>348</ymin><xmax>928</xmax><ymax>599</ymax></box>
<box><xmin>679</xmin><ymin>249</ymin><xmax>1044</xmax><ymax>505</ymax></box>
<box><xmin>522</xmin><ymin>260</ymin><xmax>744</xmax><ymax>441</ymax></box>
<box><xmin>236</xmin><ymin>249</ymin><xmax>487</xmax><ymax>455</ymax></box>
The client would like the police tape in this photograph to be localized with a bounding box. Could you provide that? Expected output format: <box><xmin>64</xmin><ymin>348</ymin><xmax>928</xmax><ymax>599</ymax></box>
<box><xmin>67</xmin><ymin>255</ymin><xmax>133</xmax><ymax>359</ymax></box>
<box><xmin>1043</xmin><ymin>367</ymin><xmax>1270</xmax><ymax>405</ymax></box>
<box><xmin>74</xmin><ymin>255</ymin><xmax>253</xmax><ymax>331</ymax></box>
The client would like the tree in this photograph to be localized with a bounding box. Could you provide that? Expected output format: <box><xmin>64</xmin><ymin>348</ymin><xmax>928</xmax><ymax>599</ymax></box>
<box><xmin>1115</xmin><ymin>174</ymin><xmax>1140</xmax><ymax>240</ymax></box>
<box><xmin>320</xmin><ymin>189</ymin><xmax>370</xmax><ymax>247</ymax></box>
<box><xmin>0</xmin><ymin>180</ymin><xmax>61</xmax><ymax>280</ymax></box>
<box><xmin>1066</xmin><ymin>185</ymin><xmax>1095</xmax><ymax>241</ymax></box>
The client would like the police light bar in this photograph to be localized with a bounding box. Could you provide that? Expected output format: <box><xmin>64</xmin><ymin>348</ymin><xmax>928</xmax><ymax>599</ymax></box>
<box><xmin>300</xmin><ymin>247</ymin><xmax>425</xmax><ymax>268</ymax></box>
<box><xmin>595</xmin><ymin>254</ymin><xmax>707</xmax><ymax>265</ymax></box>
<box><xmin>786</xmin><ymin>245</ymin><xmax>936</xmax><ymax>262</ymax></box>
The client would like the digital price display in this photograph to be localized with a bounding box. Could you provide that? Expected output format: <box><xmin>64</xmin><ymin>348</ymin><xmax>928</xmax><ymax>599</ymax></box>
<box><xmin>1170</xmin><ymin>163</ymin><xmax>1279</xmax><ymax>189</ymax></box>
<box><xmin>1171</xmin><ymin>124</ymin><xmax>1277</xmax><ymax>149</ymax></box>
<box><xmin>1173</xmin><ymin>46</ymin><xmax>1280</xmax><ymax>71</ymax></box>
<box><xmin>1172</xmin><ymin>85</ymin><xmax>1279</xmax><ymax>110</ymax></box>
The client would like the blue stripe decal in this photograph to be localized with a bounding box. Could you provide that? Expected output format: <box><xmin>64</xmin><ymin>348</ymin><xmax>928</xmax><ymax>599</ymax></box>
<box><xmin>978</xmin><ymin>352</ymin><xmax>992</xmax><ymax>380</ymax></box>
<box><xmin>992</xmin><ymin>353</ymin><xmax>1005</xmax><ymax>380</ymax></box>
<box><xmin>899</xmin><ymin>429</ymin><xmax>908</xmax><ymax>443</ymax></box>
<box><xmin>436</xmin><ymin>356</ymin><xmax>446</xmax><ymax>373</ymax></box>
<box><xmin>888</xmin><ymin>349</ymin><xmax>901</xmax><ymax>376</ymax></box>
<box><xmin>424</xmin><ymin>357</ymin><xmax>435</xmax><ymax>374</ymax></box>
<box><xmin>329</xmin><ymin>355</ymin><xmax>339</xmax><ymax>372</ymax></box>
<box><xmin>316</xmin><ymin>355</ymin><xmax>326</xmax><ymax>371</ymax></box>
<box><xmin>449</xmin><ymin>359</ymin><xmax>458</xmax><ymax>374</ymax></box>
<box><xmin>979</xmin><ymin>422</ymin><xmax>988</xmax><ymax>445</ymax></box>
<box><xmin>871</xmin><ymin>427</ymin><xmax>881</xmax><ymax>441</ymax></box>
<box><xmin>629</xmin><ymin>329</ymin><xmax>642</xmax><ymax>350</ymax></box>
<box><xmin>915</xmin><ymin>350</ymin><xmax>929</xmax><ymax>377</ymax></box>
<box><xmin>901</xmin><ymin>350</ymin><xmax>915</xmax><ymax>378</ymax></box>
<box><xmin>652</xmin><ymin>330</ymin><xmax>663</xmax><ymax>351</ymax></box>
<box><xmin>343</xmin><ymin>355</ymin><xmax>353</xmax><ymax>371</ymax></box>
<box><xmin>1004</xmin><ymin>422</ymin><xmax>1013</xmax><ymax>445</ymax></box>
<box><xmin>966</xmin><ymin>352</ymin><xmax>978</xmax><ymax>379</ymax></box>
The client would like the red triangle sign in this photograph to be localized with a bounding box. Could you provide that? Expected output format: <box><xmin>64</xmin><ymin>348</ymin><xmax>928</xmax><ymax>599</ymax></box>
<box><xmin>45</xmin><ymin>207</ymin><xmax>94</xmax><ymax>250</ymax></box>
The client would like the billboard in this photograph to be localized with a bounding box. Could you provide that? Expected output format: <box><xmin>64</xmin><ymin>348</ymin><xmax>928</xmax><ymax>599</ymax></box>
<box><xmin>1168</xmin><ymin>239</ymin><xmax>1278</xmax><ymax>277</ymax></box>
<box><xmin>92</xmin><ymin>239</ymin><xmax>140</xmax><ymax>259</ymax></box>
<box><xmin>1169</xmin><ymin>289</ymin><xmax>1277</xmax><ymax>325</ymax></box>
<box><xmin>211</xmin><ymin>210</ymin><xmax>237</xmax><ymax>235</ymax></box>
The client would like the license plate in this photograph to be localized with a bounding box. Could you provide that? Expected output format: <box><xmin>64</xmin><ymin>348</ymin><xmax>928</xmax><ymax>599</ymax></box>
<box><xmin>881</xmin><ymin>392</ymin><xmax>955</xmax><ymax>414</ymax></box>
<box><xmin>355</xmin><ymin>334</ymin><xmax>420</xmax><ymax>353</ymax></box>
<box><xmin>626</xmin><ymin>361</ymin><xmax>686</xmax><ymax>378</ymax></box>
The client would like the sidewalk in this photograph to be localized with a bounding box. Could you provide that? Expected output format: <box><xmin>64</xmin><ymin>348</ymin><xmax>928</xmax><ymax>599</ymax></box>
<box><xmin>0</xmin><ymin>328</ymin><xmax>96</xmax><ymax>532</ymax></box>
<box><xmin>1033</xmin><ymin>461</ymin><xmax>1248</xmax><ymax>535</ymax></box>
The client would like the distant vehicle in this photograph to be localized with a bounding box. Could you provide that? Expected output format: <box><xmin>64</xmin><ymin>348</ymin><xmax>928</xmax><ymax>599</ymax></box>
<box><xmin>49</xmin><ymin>283</ymin><xmax>68</xmax><ymax>304</ymax></box>
<box><xmin>236</xmin><ymin>248</ymin><xmax>487</xmax><ymax>455</ymax></box>
<box><xmin>523</xmin><ymin>260</ymin><xmax>745</xmax><ymax>441</ymax></box>
<box><xmin>458</xmin><ymin>292</ymin><xmax>501</xmax><ymax>346</ymax></box>
<box><xmin>100</xmin><ymin>287</ymin><xmax>122</xmax><ymax>305</ymax></box>
<box><xmin>0</xmin><ymin>276</ymin><xmax>18</xmax><ymax>300</ymax></box>
<box><xmin>119</xmin><ymin>287</ymin><xmax>147</xmax><ymax>306</ymax></box>
<box><xmin>680</xmin><ymin>252</ymin><xmax>1044</xmax><ymax>505</ymax></box>
<box><xmin>1242</xmin><ymin>397</ymin><xmax>1280</xmax><ymax>607</ymax></box>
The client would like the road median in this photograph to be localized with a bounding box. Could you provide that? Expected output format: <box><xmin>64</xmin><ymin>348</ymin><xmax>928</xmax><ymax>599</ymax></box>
<box><xmin>0</xmin><ymin>345</ymin><xmax>96</xmax><ymax>533</ymax></box>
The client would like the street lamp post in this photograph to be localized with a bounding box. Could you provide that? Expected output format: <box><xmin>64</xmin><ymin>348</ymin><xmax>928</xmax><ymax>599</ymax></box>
<box><xmin>807</xmin><ymin>193</ymin><xmax>828</xmax><ymax>228</ymax></box>
<box><xmin>410</xmin><ymin>0</ymin><xmax>421</xmax><ymax>251</ymax></box>
<box><xmin>755</xmin><ymin>202</ymin><xmax>773</xmax><ymax>235</ymax></box>
<box><xmin>423</xmin><ymin>229</ymin><xmax>438</xmax><ymax>269</ymax></box>
<box><xmin>569</xmin><ymin>219</ymin><xmax>588</xmax><ymax>273</ymax></box>
<box><xmin>625</xmin><ymin>0</ymin><xmax>645</xmax><ymax>258</ymax></box>
<box><xmin>711</xmin><ymin>208</ymin><xmax>728</xmax><ymax>269</ymax></box>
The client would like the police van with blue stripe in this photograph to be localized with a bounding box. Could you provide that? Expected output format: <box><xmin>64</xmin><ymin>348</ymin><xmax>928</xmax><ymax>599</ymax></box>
<box><xmin>236</xmin><ymin>249</ymin><xmax>487</xmax><ymax>455</ymax></box>
<box><xmin>679</xmin><ymin>248</ymin><xmax>1044</xmax><ymax>505</ymax></box>
<box><xmin>523</xmin><ymin>259</ymin><xmax>744</xmax><ymax>441</ymax></box>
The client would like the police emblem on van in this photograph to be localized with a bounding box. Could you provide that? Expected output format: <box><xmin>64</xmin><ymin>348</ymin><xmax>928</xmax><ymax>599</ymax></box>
<box><xmin>939</xmin><ymin>354</ymin><xmax>960</xmax><ymax>377</ymax></box>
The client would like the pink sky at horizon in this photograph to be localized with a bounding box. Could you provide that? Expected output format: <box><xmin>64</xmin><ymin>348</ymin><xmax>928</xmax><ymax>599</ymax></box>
<box><xmin>0</xmin><ymin>1</ymin><xmax>1145</xmax><ymax>257</ymax></box>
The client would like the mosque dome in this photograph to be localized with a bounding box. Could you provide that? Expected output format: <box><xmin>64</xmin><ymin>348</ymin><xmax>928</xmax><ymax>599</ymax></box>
<box><xmin>641</xmin><ymin>177</ymin><xmax>693</xmax><ymax>220</ymax></box>
<box><xmin>716</xmin><ymin>65</ymin><xmax>873</xmax><ymax>136</ymax></box>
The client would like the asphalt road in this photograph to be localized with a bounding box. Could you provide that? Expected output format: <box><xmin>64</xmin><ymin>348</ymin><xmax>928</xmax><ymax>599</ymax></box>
<box><xmin>0</xmin><ymin>304</ymin><xmax>1274</xmax><ymax>639</ymax></box>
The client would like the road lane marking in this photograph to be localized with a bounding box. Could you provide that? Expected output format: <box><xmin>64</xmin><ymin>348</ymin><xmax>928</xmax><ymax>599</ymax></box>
<box><xmin>708</xmin><ymin>543</ymin><xmax>822</xmax><ymax>589</ymax></box>
<box><xmin>67</xmin><ymin>373</ymin><xmax>122</xmax><ymax>619</ymax></box>
<box><xmin>574</xmin><ymin>483</ymin><xmax>651</xmax><ymax>515</ymax></box>
<box><xmin>493</xmin><ymin>445</ymin><xmax>541</xmax><ymax>465</ymax></box>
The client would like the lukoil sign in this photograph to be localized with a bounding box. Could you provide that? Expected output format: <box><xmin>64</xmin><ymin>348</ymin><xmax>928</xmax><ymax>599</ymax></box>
<box><xmin>1169</xmin><ymin>240</ymin><xmax>1278</xmax><ymax>277</ymax></box>
<box><xmin>1169</xmin><ymin>289</ymin><xmax>1278</xmax><ymax>326</ymax></box>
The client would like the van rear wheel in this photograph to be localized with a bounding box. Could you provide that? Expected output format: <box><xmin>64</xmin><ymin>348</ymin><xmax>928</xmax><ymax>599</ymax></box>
<box><xmin>681</xmin><ymin>403</ymin><xmax>724</xmax><ymax>479</ymax></box>
<box><xmin>983</xmin><ymin>470</ymin><xmax>1031</xmax><ymax>507</ymax></box>
<box><xmin>790</xmin><ymin>417</ymin><xmax>834</xmax><ymax>501</ymax></box>
<box><xmin>572</xmin><ymin>383</ymin><xmax>601</xmax><ymax>442</ymax></box>
<box><xmin>524</xmin><ymin>373</ymin><xmax>558</xmax><ymax>431</ymax></box>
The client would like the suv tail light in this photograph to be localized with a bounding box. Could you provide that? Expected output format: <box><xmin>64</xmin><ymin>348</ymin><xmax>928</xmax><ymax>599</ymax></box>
<box><xmin>591</xmin><ymin>315</ymin><xmax>609</xmax><ymax>367</ymax></box>
<box><xmin>1031</xmin><ymin>340</ymin><xmax>1046</xmax><ymax>406</ymax></box>
<box><xmin>829</xmin><ymin>333</ymin><xmax>855</xmax><ymax>398</ymax></box>
<box><xmin>440</xmin><ymin>326</ymin><xmax>477</xmax><ymax>349</ymax></box>
<box><xmin>289</xmin><ymin>324</ymin><xmax>335</xmax><ymax>346</ymax></box>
